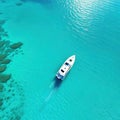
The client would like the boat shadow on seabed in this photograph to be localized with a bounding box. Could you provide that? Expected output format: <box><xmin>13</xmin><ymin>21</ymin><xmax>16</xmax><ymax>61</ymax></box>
<box><xmin>53</xmin><ymin>77</ymin><xmax>63</xmax><ymax>89</ymax></box>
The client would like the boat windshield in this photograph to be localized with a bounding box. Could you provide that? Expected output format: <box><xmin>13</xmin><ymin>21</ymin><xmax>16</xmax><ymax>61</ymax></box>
<box><xmin>65</xmin><ymin>62</ymin><xmax>69</xmax><ymax>66</ymax></box>
<box><xmin>61</xmin><ymin>69</ymin><xmax>64</xmax><ymax>73</ymax></box>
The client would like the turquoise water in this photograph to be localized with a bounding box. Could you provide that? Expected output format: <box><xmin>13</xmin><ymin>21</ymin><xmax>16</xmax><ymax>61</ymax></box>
<box><xmin>0</xmin><ymin>0</ymin><xmax>120</xmax><ymax>120</ymax></box>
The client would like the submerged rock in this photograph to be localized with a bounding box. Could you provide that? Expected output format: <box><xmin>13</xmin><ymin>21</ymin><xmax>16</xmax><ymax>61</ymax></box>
<box><xmin>0</xmin><ymin>74</ymin><xmax>11</xmax><ymax>82</ymax></box>
<box><xmin>1</xmin><ymin>32</ymin><xmax>8</xmax><ymax>37</ymax></box>
<box><xmin>0</xmin><ymin>84</ymin><xmax>4</xmax><ymax>92</ymax></box>
<box><xmin>0</xmin><ymin>40</ymin><xmax>6</xmax><ymax>47</ymax></box>
<box><xmin>5</xmin><ymin>48</ymin><xmax>14</xmax><ymax>54</ymax></box>
<box><xmin>0</xmin><ymin>65</ymin><xmax>7</xmax><ymax>72</ymax></box>
<box><xmin>1</xmin><ymin>0</ymin><xmax>6</xmax><ymax>2</ymax></box>
<box><xmin>10</xmin><ymin>42</ymin><xmax>23</xmax><ymax>49</ymax></box>
<box><xmin>1</xmin><ymin>59</ymin><xmax>11</xmax><ymax>64</ymax></box>
<box><xmin>0</xmin><ymin>26</ymin><xmax>5</xmax><ymax>33</ymax></box>
<box><xmin>0</xmin><ymin>99</ymin><xmax>3</xmax><ymax>106</ymax></box>
<box><xmin>0</xmin><ymin>20</ymin><xmax>6</xmax><ymax>25</ymax></box>
<box><xmin>0</xmin><ymin>54</ymin><xmax>7</xmax><ymax>61</ymax></box>
<box><xmin>16</xmin><ymin>2</ymin><xmax>23</xmax><ymax>6</ymax></box>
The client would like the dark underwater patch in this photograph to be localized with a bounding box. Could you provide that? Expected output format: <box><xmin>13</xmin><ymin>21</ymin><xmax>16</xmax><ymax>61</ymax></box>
<box><xmin>15</xmin><ymin>2</ymin><xmax>23</xmax><ymax>6</ymax></box>
<box><xmin>0</xmin><ymin>19</ymin><xmax>24</xmax><ymax>120</ymax></box>
<box><xmin>20</xmin><ymin>0</ymin><xmax>52</xmax><ymax>4</ymax></box>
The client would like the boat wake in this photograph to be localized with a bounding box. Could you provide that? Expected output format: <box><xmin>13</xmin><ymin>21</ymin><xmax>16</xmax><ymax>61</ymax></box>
<box><xmin>39</xmin><ymin>77</ymin><xmax>62</xmax><ymax>112</ymax></box>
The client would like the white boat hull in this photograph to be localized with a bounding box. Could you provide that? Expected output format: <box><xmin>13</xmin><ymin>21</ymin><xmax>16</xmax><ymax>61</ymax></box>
<box><xmin>56</xmin><ymin>55</ymin><xmax>76</xmax><ymax>80</ymax></box>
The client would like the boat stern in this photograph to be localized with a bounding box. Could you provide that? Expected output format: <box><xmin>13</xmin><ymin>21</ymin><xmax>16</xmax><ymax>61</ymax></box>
<box><xmin>56</xmin><ymin>72</ymin><xmax>64</xmax><ymax>80</ymax></box>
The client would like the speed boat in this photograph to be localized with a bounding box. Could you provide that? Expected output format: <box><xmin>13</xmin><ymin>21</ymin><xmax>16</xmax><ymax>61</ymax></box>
<box><xmin>56</xmin><ymin>55</ymin><xmax>76</xmax><ymax>80</ymax></box>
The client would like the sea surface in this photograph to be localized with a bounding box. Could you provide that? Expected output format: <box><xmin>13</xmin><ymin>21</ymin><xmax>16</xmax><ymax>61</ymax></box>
<box><xmin>0</xmin><ymin>0</ymin><xmax>120</xmax><ymax>120</ymax></box>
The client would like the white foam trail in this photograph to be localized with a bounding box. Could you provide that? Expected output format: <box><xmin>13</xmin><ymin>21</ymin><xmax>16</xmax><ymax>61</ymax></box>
<box><xmin>39</xmin><ymin>87</ymin><xmax>56</xmax><ymax>112</ymax></box>
<box><xmin>49</xmin><ymin>80</ymin><xmax>55</xmax><ymax>88</ymax></box>
<box><xmin>44</xmin><ymin>89</ymin><xmax>55</xmax><ymax>102</ymax></box>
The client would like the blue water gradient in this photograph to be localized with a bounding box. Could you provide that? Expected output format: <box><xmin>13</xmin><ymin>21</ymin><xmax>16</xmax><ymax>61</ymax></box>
<box><xmin>0</xmin><ymin>0</ymin><xmax>120</xmax><ymax>120</ymax></box>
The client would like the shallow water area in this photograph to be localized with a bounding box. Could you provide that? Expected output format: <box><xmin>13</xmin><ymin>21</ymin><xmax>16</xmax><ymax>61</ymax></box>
<box><xmin>0</xmin><ymin>0</ymin><xmax>120</xmax><ymax>120</ymax></box>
